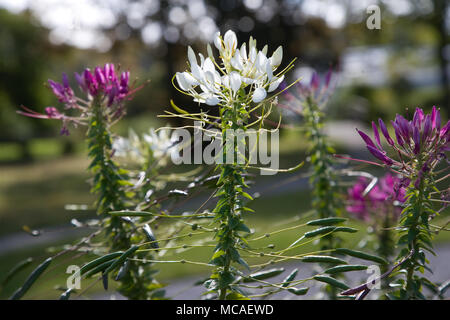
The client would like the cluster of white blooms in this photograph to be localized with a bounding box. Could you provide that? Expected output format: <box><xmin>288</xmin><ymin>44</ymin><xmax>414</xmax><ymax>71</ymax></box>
<box><xmin>113</xmin><ymin>129</ymin><xmax>180</xmax><ymax>165</ymax></box>
<box><xmin>176</xmin><ymin>30</ymin><xmax>284</xmax><ymax>106</ymax></box>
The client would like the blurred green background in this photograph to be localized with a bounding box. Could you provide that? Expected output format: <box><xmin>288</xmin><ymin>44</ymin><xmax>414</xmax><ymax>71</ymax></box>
<box><xmin>0</xmin><ymin>0</ymin><xmax>449</xmax><ymax>299</ymax></box>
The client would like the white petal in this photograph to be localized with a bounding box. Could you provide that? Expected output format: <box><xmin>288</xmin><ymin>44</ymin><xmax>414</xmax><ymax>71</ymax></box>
<box><xmin>205</xmin><ymin>95</ymin><xmax>220</xmax><ymax>106</ymax></box>
<box><xmin>203</xmin><ymin>58</ymin><xmax>215</xmax><ymax>73</ymax></box>
<box><xmin>183</xmin><ymin>72</ymin><xmax>199</xmax><ymax>86</ymax></box>
<box><xmin>249</xmin><ymin>46</ymin><xmax>257</xmax><ymax>63</ymax></box>
<box><xmin>214</xmin><ymin>31</ymin><xmax>222</xmax><ymax>50</ymax></box>
<box><xmin>256</xmin><ymin>51</ymin><xmax>268</xmax><ymax>73</ymax></box>
<box><xmin>191</xmin><ymin>64</ymin><xmax>204</xmax><ymax>83</ymax></box>
<box><xmin>240</xmin><ymin>43</ymin><xmax>247</xmax><ymax>60</ymax></box>
<box><xmin>230</xmin><ymin>71</ymin><xmax>242</xmax><ymax>93</ymax></box>
<box><xmin>224</xmin><ymin>30</ymin><xmax>237</xmax><ymax>52</ymax></box>
<box><xmin>198</xmin><ymin>53</ymin><xmax>205</xmax><ymax>67</ymax></box>
<box><xmin>242</xmin><ymin>77</ymin><xmax>256</xmax><ymax>85</ymax></box>
<box><xmin>187</xmin><ymin>46</ymin><xmax>197</xmax><ymax>67</ymax></box>
<box><xmin>262</xmin><ymin>44</ymin><xmax>268</xmax><ymax>55</ymax></box>
<box><xmin>222</xmin><ymin>75</ymin><xmax>230</xmax><ymax>88</ymax></box>
<box><xmin>265</xmin><ymin>59</ymin><xmax>273</xmax><ymax>82</ymax></box>
<box><xmin>176</xmin><ymin>72</ymin><xmax>191</xmax><ymax>91</ymax></box>
<box><xmin>270</xmin><ymin>46</ymin><xmax>283</xmax><ymax>68</ymax></box>
<box><xmin>230</xmin><ymin>50</ymin><xmax>243</xmax><ymax>70</ymax></box>
<box><xmin>268</xmin><ymin>75</ymin><xmax>284</xmax><ymax>92</ymax></box>
<box><xmin>252</xmin><ymin>87</ymin><xmax>267</xmax><ymax>103</ymax></box>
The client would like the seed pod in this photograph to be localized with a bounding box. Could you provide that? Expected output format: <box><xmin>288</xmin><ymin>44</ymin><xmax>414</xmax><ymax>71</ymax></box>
<box><xmin>243</xmin><ymin>268</ymin><xmax>285</xmax><ymax>282</ymax></box>
<box><xmin>143</xmin><ymin>224</ymin><xmax>159</xmax><ymax>249</ymax></box>
<box><xmin>80</xmin><ymin>252</ymin><xmax>124</xmax><ymax>276</ymax></box>
<box><xmin>115</xmin><ymin>260</ymin><xmax>131</xmax><ymax>281</ymax></box>
<box><xmin>314</xmin><ymin>276</ymin><xmax>349</xmax><ymax>290</ymax></box>
<box><xmin>335</xmin><ymin>248</ymin><xmax>388</xmax><ymax>265</ymax></box>
<box><xmin>287</xmin><ymin>287</ymin><xmax>309</xmax><ymax>295</ymax></box>
<box><xmin>301</xmin><ymin>255</ymin><xmax>347</xmax><ymax>265</ymax></box>
<box><xmin>109</xmin><ymin>210</ymin><xmax>153</xmax><ymax>217</ymax></box>
<box><xmin>306</xmin><ymin>218</ymin><xmax>347</xmax><ymax>226</ymax></box>
<box><xmin>325</xmin><ymin>265</ymin><xmax>368</xmax><ymax>274</ymax></box>
<box><xmin>281</xmin><ymin>269</ymin><xmax>298</xmax><ymax>287</ymax></box>
<box><xmin>333</xmin><ymin>227</ymin><xmax>358</xmax><ymax>234</ymax></box>
<box><xmin>10</xmin><ymin>257</ymin><xmax>52</xmax><ymax>300</ymax></box>
<box><xmin>59</xmin><ymin>288</ymin><xmax>72</xmax><ymax>300</ymax></box>
<box><xmin>102</xmin><ymin>273</ymin><xmax>109</xmax><ymax>290</ymax></box>
<box><xmin>83</xmin><ymin>260</ymin><xmax>115</xmax><ymax>278</ymax></box>
<box><xmin>304</xmin><ymin>226</ymin><xmax>337</xmax><ymax>238</ymax></box>
<box><xmin>2</xmin><ymin>257</ymin><xmax>33</xmax><ymax>287</ymax></box>
<box><xmin>104</xmin><ymin>245</ymin><xmax>139</xmax><ymax>275</ymax></box>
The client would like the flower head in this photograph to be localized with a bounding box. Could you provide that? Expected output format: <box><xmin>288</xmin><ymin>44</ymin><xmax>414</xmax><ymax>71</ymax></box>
<box><xmin>356</xmin><ymin>107</ymin><xmax>449</xmax><ymax>175</ymax></box>
<box><xmin>175</xmin><ymin>30</ymin><xmax>285</xmax><ymax>106</ymax></box>
<box><xmin>18</xmin><ymin>63</ymin><xmax>135</xmax><ymax>134</ymax></box>
<box><xmin>278</xmin><ymin>68</ymin><xmax>334</xmax><ymax>114</ymax></box>
<box><xmin>346</xmin><ymin>173</ymin><xmax>406</xmax><ymax>221</ymax></box>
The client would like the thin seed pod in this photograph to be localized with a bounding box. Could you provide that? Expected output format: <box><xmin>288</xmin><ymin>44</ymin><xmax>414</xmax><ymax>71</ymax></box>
<box><xmin>143</xmin><ymin>224</ymin><xmax>159</xmax><ymax>249</ymax></box>
<box><xmin>115</xmin><ymin>260</ymin><xmax>131</xmax><ymax>281</ymax></box>
<box><xmin>304</xmin><ymin>226</ymin><xmax>337</xmax><ymax>238</ymax></box>
<box><xmin>324</xmin><ymin>265</ymin><xmax>368</xmax><ymax>274</ymax></box>
<box><xmin>335</xmin><ymin>248</ymin><xmax>388</xmax><ymax>265</ymax></box>
<box><xmin>102</xmin><ymin>273</ymin><xmax>109</xmax><ymax>290</ymax></box>
<box><xmin>83</xmin><ymin>260</ymin><xmax>115</xmax><ymax>278</ymax></box>
<box><xmin>242</xmin><ymin>268</ymin><xmax>285</xmax><ymax>282</ymax></box>
<box><xmin>104</xmin><ymin>245</ymin><xmax>139</xmax><ymax>275</ymax></box>
<box><xmin>1</xmin><ymin>257</ymin><xmax>33</xmax><ymax>287</ymax></box>
<box><xmin>109</xmin><ymin>210</ymin><xmax>154</xmax><ymax>217</ymax></box>
<box><xmin>287</xmin><ymin>287</ymin><xmax>309</xmax><ymax>295</ymax></box>
<box><xmin>59</xmin><ymin>288</ymin><xmax>72</xmax><ymax>300</ymax></box>
<box><xmin>281</xmin><ymin>269</ymin><xmax>298</xmax><ymax>287</ymax></box>
<box><xmin>314</xmin><ymin>275</ymin><xmax>349</xmax><ymax>290</ymax></box>
<box><xmin>301</xmin><ymin>255</ymin><xmax>347</xmax><ymax>265</ymax></box>
<box><xmin>9</xmin><ymin>257</ymin><xmax>52</xmax><ymax>300</ymax></box>
<box><xmin>332</xmin><ymin>227</ymin><xmax>358</xmax><ymax>234</ymax></box>
<box><xmin>79</xmin><ymin>252</ymin><xmax>124</xmax><ymax>275</ymax></box>
<box><xmin>306</xmin><ymin>217</ymin><xmax>347</xmax><ymax>226</ymax></box>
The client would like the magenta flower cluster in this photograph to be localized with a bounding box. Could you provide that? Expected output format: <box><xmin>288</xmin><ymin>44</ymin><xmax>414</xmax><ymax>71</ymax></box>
<box><xmin>357</xmin><ymin>107</ymin><xmax>449</xmax><ymax>184</ymax></box>
<box><xmin>346</xmin><ymin>173</ymin><xmax>406</xmax><ymax>221</ymax></box>
<box><xmin>18</xmin><ymin>63</ymin><xmax>132</xmax><ymax>135</ymax></box>
<box><xmin>279</xmin><ymin>69</ymin><xmax>333</xmax><ymax>113</ymax></box>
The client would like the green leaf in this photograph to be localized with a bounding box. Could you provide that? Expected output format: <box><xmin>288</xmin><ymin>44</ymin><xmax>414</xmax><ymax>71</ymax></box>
<box><xmin>211</xmin><ymin>250</ymin><xmax>226</xmax><ymax>260</ymax></box>
<box><xmin>226</xmin><ymin>292</ymin><xmax>250</xmax><ymax>300</ymax></box>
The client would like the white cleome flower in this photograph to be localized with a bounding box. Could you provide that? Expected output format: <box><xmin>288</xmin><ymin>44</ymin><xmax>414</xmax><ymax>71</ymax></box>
<box><xmin>143</xmin><ymin>128</ymin><xmax>179</xmax><ymax>160</ymax></box>
<box><xmin>176</xmin><ymin>30</ymin><xmax>285</xmax><ymax>106</ymax></box>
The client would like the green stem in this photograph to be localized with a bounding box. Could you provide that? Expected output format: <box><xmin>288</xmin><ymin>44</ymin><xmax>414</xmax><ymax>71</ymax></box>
<box><xmin>304</xmin><ymin>98</ymin><xmax>341</xmax><ymax>299</ymax></box>
<box><xmin>212</xmin><ymin>103</ymin><xmax>250</xmax><ymax>300</ymax></box>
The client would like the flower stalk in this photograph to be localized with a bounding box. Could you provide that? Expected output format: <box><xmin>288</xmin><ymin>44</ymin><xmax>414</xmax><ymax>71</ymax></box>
<box><xmin>175</xmin><ymin>30</ymin><xmax>290</xmax><ymax>299</ymax></box>
<box><xmin>353</xmin><ymin>106</ymin><xmax>449</xmax><ymax>299</ymax></box>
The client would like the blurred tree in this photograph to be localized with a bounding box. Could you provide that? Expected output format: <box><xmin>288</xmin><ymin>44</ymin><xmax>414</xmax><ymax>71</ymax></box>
<box><xmin>0</xmin><ymin>9</ymin><xmax>74</xmax><ymax>161</ymax></box>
